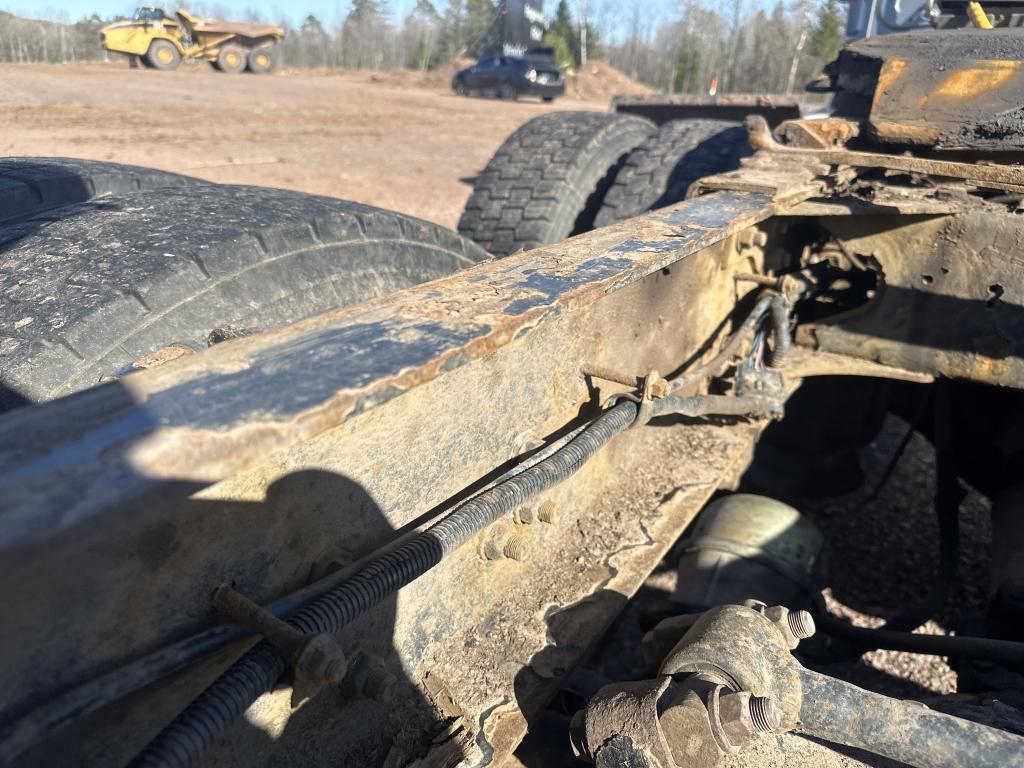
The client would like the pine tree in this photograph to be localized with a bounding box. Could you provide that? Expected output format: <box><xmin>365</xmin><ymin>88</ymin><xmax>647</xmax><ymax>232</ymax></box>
<box><xmin>807</xmin><ymin>0</ymin><xmax>844</xmax><ymax>61</ymax></box>
<box><xmin>347</xmin><ymin>0</ymin><xmax>384</xmax><ymax>24</ymax></box>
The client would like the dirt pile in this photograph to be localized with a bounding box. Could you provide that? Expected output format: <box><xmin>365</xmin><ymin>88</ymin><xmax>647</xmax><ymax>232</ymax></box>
<box><xmin>564</xmin><ymin>60</ymin><xmax>653</xmax><ymax>101</ymax></box>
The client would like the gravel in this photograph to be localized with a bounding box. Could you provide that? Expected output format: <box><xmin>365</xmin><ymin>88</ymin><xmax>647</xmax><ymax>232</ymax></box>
<box><xmin>511</xmin><ymin>415</ymin><xmax>1002</xmax><ymax>767</ymax></box>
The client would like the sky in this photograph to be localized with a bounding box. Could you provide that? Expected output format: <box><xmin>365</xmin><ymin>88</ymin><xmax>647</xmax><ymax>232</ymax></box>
<box><xmin>3</xmin><ymin>0</ymin><xmax>688</xmax><ymax>36</ymax></box>
<box><xmin>4</xmin><ymin>1</ymin><xmax>417</xmax><ymax>26</ymax></box>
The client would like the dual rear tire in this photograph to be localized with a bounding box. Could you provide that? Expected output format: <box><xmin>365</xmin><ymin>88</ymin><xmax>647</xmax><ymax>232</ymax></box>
<box><xmin>458</xmin><ymin>114</ymin><xmax>751</xmax><ymax>256</ymax></box>
<box><xmin>210</xmin><ymin>44</ymin><xmax>279</xmax><ymax>74</ymax></box>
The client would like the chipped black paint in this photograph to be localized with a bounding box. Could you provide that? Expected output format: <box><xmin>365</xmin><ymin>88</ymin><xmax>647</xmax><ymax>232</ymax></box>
<box><xmin>156</xmin><ymin>319</ymin><xmax>489</xmax><ymax>429</ymax></box>
<box><xmin>612</xmin><ymin>191</ymin><xmax>771</xmax><ymax>255</ymax></box>
<box><xmin>505</xmin><ymin>256</ymin><xmax>633</xmax><ymax>315</ymax></box>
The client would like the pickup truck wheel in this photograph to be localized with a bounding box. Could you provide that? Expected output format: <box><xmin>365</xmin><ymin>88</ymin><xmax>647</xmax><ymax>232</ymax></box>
<box><xmin>247</xmin><ymin>46</ymin><xmax>278</xmax><ymax>74</ymax></box>
<box><xmin>216</xmin><ymin>45</ymin><xmax>247</xmax><ymax>74</ymax></box>
<box><xmin>593</xmin><ymin>119</ymin><xmax>751</xmax><ymax>228</ymax></box>
<box><xmin>144</xmin><ymin>39</ymin><xmax>181</xmax><ymax>71</ymax></box>
<box><xmin>0</xmin><ymin>157</ymin><xmax>202</xmax><ymax>226</ymax></box>
<box><xmin>458</xmin><ymin>112</ymin><xmax>655</xmax><ymax>256</ymax></box>
<box><xmin>0</xmin><ymin>182</ymin><xmax>490</xmax><ymax>410</ymax></box>
<box><xmin>500</xmin><ymin>82</ymin><xmax>518</xmax><ymax>101</ymax></box>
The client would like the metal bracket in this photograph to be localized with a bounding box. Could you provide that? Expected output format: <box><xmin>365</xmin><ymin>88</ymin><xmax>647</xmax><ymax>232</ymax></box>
<box><xmin>212</xmin><ymin>585</ymin><xmax>347</xmax><ymax>706</ymax></box>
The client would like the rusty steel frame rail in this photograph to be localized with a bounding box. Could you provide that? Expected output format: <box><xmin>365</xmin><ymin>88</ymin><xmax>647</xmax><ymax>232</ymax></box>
<box><xmin>0</xmin><ymin>190</ymin><xmax>796</xmax><ymax>537</ymax></box>
<box><xmin>0</xmin><ymin>188</ymin><xmax>814</xmax><ymax>765</ymax></box>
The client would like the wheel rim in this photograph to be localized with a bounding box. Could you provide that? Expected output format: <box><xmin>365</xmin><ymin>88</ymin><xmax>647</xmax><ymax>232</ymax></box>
<box><xmin>256</xmin><ymin>53</ymin><xmax>269</xmax><ymax>68</ymax></box>
<box><xmin>226</xmin><ymin>52</ymin><xmax>240</xmax><ymax>68</ymax></box>
<box><xmin>158</xmin><ymin>47</ymin><xmax>172</xmax><ymax>63</ymax></box>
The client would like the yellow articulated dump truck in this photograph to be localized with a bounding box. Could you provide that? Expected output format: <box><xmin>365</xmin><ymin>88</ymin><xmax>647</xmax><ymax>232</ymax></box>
<box><xmin>101</xmin><ymin>6</ymin><xmax>284</xmax><ymax>74</ymax></box>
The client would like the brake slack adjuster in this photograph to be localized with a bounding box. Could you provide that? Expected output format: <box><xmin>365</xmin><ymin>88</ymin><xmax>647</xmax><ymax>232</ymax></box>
<box><xmin>569</xmin><ymin>601</ymin><xmax>1024</xmax><ymax>768</ymax></box>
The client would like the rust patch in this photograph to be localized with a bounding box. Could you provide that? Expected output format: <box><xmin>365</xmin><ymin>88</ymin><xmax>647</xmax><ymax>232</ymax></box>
<box><xmin>872</xmin><ymin>58</ymin><xmax>907</xmax><ymax>112</ymax></box>
<box><xmin>931</xmin><ymin>60</ymin><xmax>1021</xmax><ymax>100</ymax></box>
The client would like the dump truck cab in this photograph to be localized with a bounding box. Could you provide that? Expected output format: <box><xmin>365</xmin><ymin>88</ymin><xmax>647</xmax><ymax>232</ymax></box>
<box><xmin>133</xmin><ymin>6</ymin><xmax>170</xmax><ymax>22</ymax></box>
<box><xmin>101</xmin><ymin>6</ymin><xmax>284</xmax><ymax>74</ymax></box>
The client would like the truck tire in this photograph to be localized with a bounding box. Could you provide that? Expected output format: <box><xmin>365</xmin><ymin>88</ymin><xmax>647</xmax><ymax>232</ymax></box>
<box><xmin>247</xmin><ymin>45</ymin><xmax>278</xmax><ymax>74</ymax></box>
<box><xmin>458</xmin><ymin>112</ymin><xmax>655</xmax><ymax>256</ymax></box>
<box><xmin>592</xmin><ymin>120</ymin><xmax>751</xmax><ymax>228</ymax></box>
<box><xmin>0</xmin><ymin>157</ymin><xmax>203</xmax><ymax>226</ymax></box>
<box><xmin>145</xmin><ymin>39</ymin><xmax>181</xmax><ymax>71</ymax></box>
<box><xmin>0</xmin><ymin>183</ymin><xmax>490</xmax><ymax>410</ymax></box>
<box><xmin>216</xmin><ymin>45</ymin><xmax>247</xmax><ymax>74</ymax></box>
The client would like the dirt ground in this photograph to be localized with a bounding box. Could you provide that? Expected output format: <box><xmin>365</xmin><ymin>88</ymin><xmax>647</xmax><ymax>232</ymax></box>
<box><xmin>0</xmin><ymin>61</ymin><xmax>611</xmax><ymax>230</ymax></box>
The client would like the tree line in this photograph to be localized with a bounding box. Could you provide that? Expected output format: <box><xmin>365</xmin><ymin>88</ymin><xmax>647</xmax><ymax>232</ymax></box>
<box><xmin>0</xmin><ymin>0</ymin><xmax>845</xmax><ymax>96</ymax></box>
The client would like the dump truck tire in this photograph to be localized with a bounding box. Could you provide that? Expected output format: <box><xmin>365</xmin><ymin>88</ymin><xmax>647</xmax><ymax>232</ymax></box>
<box><xmin>458</xmin><ymin>112</ymin><xmax>656</xmax><ymax>256</ymax></box>
<box><xmin>217</xmin><ymin>45</ymin><xmax>247</xmax><ymax>74</ymax></box>
<box><xmin>0</xmin><ymin>157</ymin><xmax>203</xmax><ymax>226</ymax></box>
<box><xmin>145</xmin><ymin>39</ymin><xmax>181</xmax><ymax>71</ymax></box>
<box><xmin>247</xmin><ymin>45</ymin><xmax>278</xmax><ymax>74</ymax></box>
<box><xmin>0</xmin><ymin>182</ymin><xmax>490</xmax><ymax>410</ymax></box>
<box><xmin>593</xmin><ymin>119</ymin><xmax>751</xmax><ymax>228</ymax></box>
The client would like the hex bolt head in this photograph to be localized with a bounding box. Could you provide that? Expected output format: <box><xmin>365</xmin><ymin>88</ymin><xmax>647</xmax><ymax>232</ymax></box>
<box><xmin>749</xmin><ymin>695</ymin><xmax>783</xmax><ymax>733</ymax></box>
<box><xmin>717</xmin><ymin>690</ymin><xmax>782</xmax><ymax>746</ymax></box>
<box><xmin>537</xmin><ymin>500</ymin><xmax>559</xmax><ymax>524</ymax></box>
<box><xmin>787</xmin><ymin>609</ymin><xmax>816</xmax><ymax>639</ymax></box>
<box><xmin>717</xmin><ymin>690</ymin><xmax>756</xmax><ymax>746</ymax></box>
<box><xmin>503</xmin><ymin>534</ymin><xmax>529</xmax><ymax>561</ymax></box>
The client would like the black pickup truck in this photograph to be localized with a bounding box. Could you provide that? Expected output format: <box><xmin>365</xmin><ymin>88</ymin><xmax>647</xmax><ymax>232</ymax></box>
<box><xmin>452</xmin><ymin>49</ymin><xmax>565</xmax><ymax>102</ymax></box>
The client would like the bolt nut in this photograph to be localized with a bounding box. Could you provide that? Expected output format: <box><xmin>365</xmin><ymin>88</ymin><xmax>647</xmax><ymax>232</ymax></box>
<box><xmin>718</xmin><ymin>690</ymin><xmax>781</xmax><ymax>747</ymax></box>
<box><xmin>537</xmin><ymin>500</ymin><xmax>558</xmax><ymax>524</ymax></box>
<box><xmin>479</xmin><ymin>522</ymin><xmax>515</xmax><ymax>560</ymax></box>
<box><xmin>294</xmin><ymin>633</ymin><xmax>348</xmax><ymax>687</ymax></box>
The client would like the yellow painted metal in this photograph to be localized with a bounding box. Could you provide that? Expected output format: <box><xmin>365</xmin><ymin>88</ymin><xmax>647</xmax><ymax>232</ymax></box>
<box><xmin>100</xmin><ymin>8</ymin><xmax>284</xmax><ymax>70</ymax></box>
<box><xmin>967</xmin><ymin>0</ymin><xmax>995</xmax><ymax>28</ymax></box>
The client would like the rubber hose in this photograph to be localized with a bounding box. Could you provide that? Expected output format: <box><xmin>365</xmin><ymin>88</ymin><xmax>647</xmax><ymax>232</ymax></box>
<box><xmin>818</xmin><ymin>612</ymin><xmax>1024</xmax><ymax>668</ymax></box>
<box><xmin>130</xmin><ymin>400</ymin><xmax>639</xmax><ymax>768</ymax></box>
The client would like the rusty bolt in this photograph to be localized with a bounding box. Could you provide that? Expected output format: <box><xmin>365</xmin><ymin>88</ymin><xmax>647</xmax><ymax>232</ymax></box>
<box><xmin>537</xmin><ymin>500</ymin><xmax>559</xmax><ymax>524</ymax></box>
<box><xmin>479</xmin><ymin>523</ymin><xmax>514</xmax><ymax>560</ymax></box>
<box><xmin>749</xmin><ymin>695</ymin><xmax>783</xmax><ymax>733</ymax></box>
<box><xmin>736</xmin><ymin>229</ymin><xmax>768</xmax><ymax>250</ymax></box>
<box><xmin>503</xmin><ymin>534</ymin><xmax>529</xmax><ymax>561</ymax></box>
<box><xmin>787</xmin><ymin>609</ymin><xmax>816</xmax><ymax>639</ymax></box>
<box><xmin>718</xmin><ymin>690</ymin><xmax>782</xmax><ymax>747</ymax></box>
<box><xmin>760</xmin><ymin>604</ymin><xmax>815</xmax><ymax>647</ymax></box>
